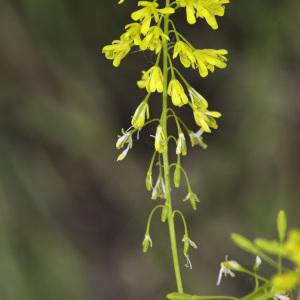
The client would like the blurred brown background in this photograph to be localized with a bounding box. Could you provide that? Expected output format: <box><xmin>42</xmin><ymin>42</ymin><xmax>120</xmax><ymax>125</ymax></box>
<box><xmin>0</xmin><ymin>0</ymin><xmax>299</xmax><ymax>299</ymax></box>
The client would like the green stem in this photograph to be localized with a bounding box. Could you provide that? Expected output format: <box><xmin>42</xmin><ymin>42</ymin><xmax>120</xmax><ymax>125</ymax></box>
<box><xmin>240</xmin><ymin>268</ymin><xmax>268</xmax><ymax>283</ymax></box>
<box><xmin>167</xmin><ymin>108</ymin><xmax>191</xmax><ymax>134</ymax></box>
<box><xmin>162</xmin><ymin>2</ymin><xmax>184</xmax><ymax>293</ymax></box>
<box><xmin>145</xmin><ymin>205</ymin><xmax>165</xmax><ymax>233</ymax></box>
<box><xmin>278</xmin><ymin>240</ymin><xmax>283</xmax><ymax>274</ymax></box>
<box><xmin>173</xmin><ymin>210</ymin><xmax>189</xmax><ymax>236</ymax></box>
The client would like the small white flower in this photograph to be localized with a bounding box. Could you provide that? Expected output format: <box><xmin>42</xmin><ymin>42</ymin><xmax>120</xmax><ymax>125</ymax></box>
<box><xmin>182</xmin><ymin>236</ymin><xmax>198</xmax><ymax>249</ymax></box>
<box><xmin>176</xmin><ymin>133</ymin><xmax>187</xmax><ymax>156</ymax></box>
<box><xmin>151</xmin><ymin>176</ymin><xmax>166</xmax><ymax>200</ymax></box>
<box><xmin>216</xmin><ymin>256</ymin><xmax>241</xmax><ymax>286</ymax></box>
<box><xmin>184</xmin><ymin>254</ymin><xmax>193</xmax><ymax>269</ymax></box>
<box><xmin>189</xmin><ymin>129</ymin><xmax>207</xmax><ymax>149</ymax></box>
<box><xmin>274</xmin><ymin>294</ymin><xmax>290</xmax><ymax>300</ymax></box>
<box><xmin>116</xmin><ymin>129</ymin><xmax>133</xmax><ymax>161</ymax></box>
<box><xmin>117</xmin><ymin>145</ymin><xmax>131</xmax><ymax>161</ymax></box>
<box><xmin>254</xmin><ymin>256</ymin><xmax>262</xmax><ymax>269</ymax></box>
<box><xmin>116</xmin><ymin>129</ymin><xmax>132</xmax><ymax>149</ymax></box>
<box><xmin>142</xmin><ymin>234</ymin><xmax>153</xmax><ymax>253</ymax></box>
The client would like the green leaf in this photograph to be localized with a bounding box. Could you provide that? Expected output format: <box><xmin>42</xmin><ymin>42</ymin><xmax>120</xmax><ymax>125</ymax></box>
<box><xmin>255</xmin><ymin>238</ymin><xmax>284</xmax><ymax>256</ymax></box>
<box><xmin>231</xmin><ymin>233</ymin><xmax>259</xmax><ymax>255</ymax></box>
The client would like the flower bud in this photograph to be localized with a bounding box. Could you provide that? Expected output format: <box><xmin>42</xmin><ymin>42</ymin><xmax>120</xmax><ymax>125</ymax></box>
<box><xmin>182</xmin><ymin>235</ymin><xmax>190</xmax><ymax>256</ymax></box>
<box><xmin>154</xmin><ymin>125</ymin><xmax>167</xmax><ymax>153</ymax></box>
<box><xmin>176</xmin><ymin>133</ymin><xmax>187</xmax><ymax>156</ymax></box>
<box><xmin>254</xmin><ymin>256</ymin><xmax>262</xmax><ymax>271</ymax></box>
<box><xmin>151</xmin><ymin>175</ymin><xmax>166</xmax><ymax>200</ymax></box>
<box><xmin>137</xmin><ymin>66</ymin><xmax>164</xmax><ymax>93</ymax></box>
<box><xmin>183</xmin><ymin>192</ymin><xmax>200</xmax><ymax>210</ymax></box>
<box><xmin>142</xmin><ymin>234</ymin><xmax>152</xmax><ymax>253</ymax></box>
<box><xmin>131</xmin><ymin>101</ymin><xmax>149</xmax><ymax>129</ymax></box>
<box><xmin>145</xmin><ymin>171</ymin><xmax>153</xmax><ymax>191</ymax></box>
<box><xmin>167</xmin><ymin>79</ymin><xmax>189</xmax><ymax>107</ymax></box>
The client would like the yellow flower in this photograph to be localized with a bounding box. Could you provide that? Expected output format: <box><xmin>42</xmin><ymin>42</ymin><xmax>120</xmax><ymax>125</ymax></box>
<box><xmin>284</xmin><ymin>230</ymin><xmax>300</xmax><ymax>266</ymax></box>
<box><xmin>118</xmin><ymin>0</ymin><xmax>125</xmax><ymax>4</ymax></box>
<box><xmin>173</xmin><ymin>41</ymin><xmax>196</xmax><ymax>68</ymax></box>
<box><xmin>131</xmin><ymin>1</ymin><xmax>175</xmax><ymax>35</ymax></box>
<box><xmin>177</xmin><ymin>0</ymin><xmax>197</xmax><ymax>24</ymax></box>
<box><xmin>102</xmin><ymin>39</ymin><xmax>131</xmax><ymax>67</ymax></box>
<box><xmin>194</xmin><ymin>49</ymin><xmax>228</xmax><ymax>77</ymax></box>
<box><xmin>272</xmin><ymin>272</ymin><xmax>299</xmax><ymax>293</ymax></box>
<box><xmin>189</xmin><ymin>88</ymin><xmax>221</xmax><ymax>133</ymax></box>
<box><xmin>154</xmin><ymin>125</ymin><xmax>167</xmax><ymax>153</ymax></box>
<box><xmin>137</xmin><ymin>66</ymin><xmax>164</xmax><ymax>93</ymax></box>
<box><xmin>121</xmin><ymin>23</ymin><xmax>142</xmax><ymax>46</ymax></box>
<box><xmin>168</xmin><ymin>79</ymin><xmax>189</xmax><ymax>107</ymax></box>
<box><xmin>140</xmin><ymin>26</ymin><xmax>169</xmax><ymax>54</ymax></box>
<box><xmin>195</xmin><ymin>0</ymin><xmax>230</xmax><ymax>30</ymax></box>
<box><xmin>131</xmin><ymin>101</ymin><xmax>150</xmax><ymax>129</ymax></box>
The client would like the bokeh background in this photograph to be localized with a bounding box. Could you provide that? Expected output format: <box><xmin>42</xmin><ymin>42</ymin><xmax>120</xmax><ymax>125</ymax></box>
<box><xmin>0</xmin><ymin>0</ymin><xmax>299</xmax><ymax>299</ymax></box>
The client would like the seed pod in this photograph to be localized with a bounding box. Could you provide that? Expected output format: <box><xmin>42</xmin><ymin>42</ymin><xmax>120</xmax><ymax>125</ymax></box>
<box><xmin>174</xmin><ymin>157</ymin><xmax>181</xmax><ymax>188</ymax></box>
<box><xmin>145</xmin><ymin>171</ymin><xmax>153</xmax><ymax>191</ymax></box>
<box><xmin>161</xmin><ymin>203</ymin><xmax>169</xmax><ymax>223</ymax></box>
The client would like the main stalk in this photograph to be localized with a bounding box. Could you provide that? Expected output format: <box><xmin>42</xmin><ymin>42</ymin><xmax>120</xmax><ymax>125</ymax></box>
<box><xmin>161</xmin><ymin>0</ymin><xmax>184</xmax><ymax>293</ymax></box>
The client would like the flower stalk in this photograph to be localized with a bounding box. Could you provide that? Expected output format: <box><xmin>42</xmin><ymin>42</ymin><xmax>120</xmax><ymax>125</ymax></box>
<box><xmin>161</xmin><ymin>0</ymin><xmax>184</xmax><ymax>292</ymax></box>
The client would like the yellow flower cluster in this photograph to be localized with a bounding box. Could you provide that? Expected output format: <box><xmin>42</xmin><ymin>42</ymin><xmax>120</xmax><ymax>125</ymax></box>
<box><xmin>102</xmin><ymin>39</ymin><xmax>131</xmax><ymax>68</ymax></box>
<box><xmin>103</xmin><ymin>1</ymin><xmax>174</xmax><ymax>67</ymax></box>
<box><xmin>271</xmin><ymin>230</ymin><xmax>300</xmax><ymax>293</ymax></box>
<box><xmin>177</xmin><ymin>0</ymin><xmax>230</xmax><ymax>29</ymax></box>
<box><xmin>105</xmin><ymin>1</ymin><xmax>228</xmax><ymax>178</ymax></box>
<box><xmin>137</xmin><ymin>66</ymin><xmax>164</xmax><ymax>93</ymax></box>
<box><xmin>131</xmin><ymin>1</ymin><xmax>175</xmax><ymax>34</ymax></box>
<box><xmin>173</xmin><ymin>41</ymin><xmax>228</xmax><ymax>77</ymax></box>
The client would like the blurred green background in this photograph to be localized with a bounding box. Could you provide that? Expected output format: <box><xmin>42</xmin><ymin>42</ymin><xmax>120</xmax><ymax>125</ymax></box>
<box><xmin>0</xmin><ymin>0</ymin><xmax>299</xmax><ymax>299</ymax></box>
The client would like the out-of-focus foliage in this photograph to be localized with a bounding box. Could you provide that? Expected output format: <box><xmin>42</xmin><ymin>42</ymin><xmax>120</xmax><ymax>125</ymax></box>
<box><xmin>0</xmin><ymin>0</ymin><xmax>299</xmax><ymax>299</ymax></box>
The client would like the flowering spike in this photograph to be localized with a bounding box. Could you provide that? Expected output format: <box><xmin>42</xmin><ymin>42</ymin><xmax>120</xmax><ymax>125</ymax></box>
<box><xmin>104</xmin><ymin>0</ymin><xmax>230</xmax><ymax>295</ymax></box>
